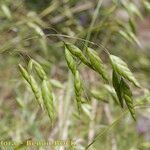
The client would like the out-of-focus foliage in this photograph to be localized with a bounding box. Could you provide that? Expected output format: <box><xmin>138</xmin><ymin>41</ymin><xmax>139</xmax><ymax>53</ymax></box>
<box><xmin>0</xmin><ymin>0</ymin><xmax>150</xmax><ymax>150</ymax></box>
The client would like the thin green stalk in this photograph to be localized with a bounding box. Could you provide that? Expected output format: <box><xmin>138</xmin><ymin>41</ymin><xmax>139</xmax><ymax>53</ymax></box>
<box><xmin>85</xmin><ymin>109</ymin><xmax>128</xmax><ymax>149</ymax></box>
<box><xmin>59</xmin><ymin>72</ymin><xmax>73</xmax><ymax>139</ymax></box>
<box><xmin>84</xmin><ymin>0</ymin><xmax>104</xmax><ymax>48</ymax></box>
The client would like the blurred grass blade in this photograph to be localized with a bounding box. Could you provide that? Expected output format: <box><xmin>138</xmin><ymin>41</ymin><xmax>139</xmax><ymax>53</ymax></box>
<box><xmin>1</xmin><ymin>4</ymin><xmax>12</xmax><ymax>19</ymax></box>
<box><xmin>119</xmin><ymin>30</ymin><xmax>133</xmax><ymax>43</ymax></box>
<box><xmin>81</xmin><ymin>104</ymin><xmax>92</xmax><ymax>119</ymax></box>
<box><xmin>40</xmin><ymin>1</ymin><xmax>58</xmax><ymax>17</ymax></box>
<box><xmin>128</xmin><ymin>18</ymin><xmax>136</xmax><ymax>34</ymax></box>
<box><xmin>128</xmin><ymin>3</ymin><xmax>143</xmax><ymax>18</ymax></box>
<box><xmin>27</xmin><ymin>22</ymin><xmax>44</xmax><ymax>37</ymax></box>
<box><xmin>122</xmin><ymin>2</ymin><xmax>143</xmax><ymax>19</ymax></box>
<box><xmin>50</xmin><ymin>79</ymin><xmax>63</xmax><ymax>88</ymax></box>
<box><xmin>143</xmin><ymin>1</ymin><xmax>150</xmax><ymax>12</ymax></box>
<box><xmin>127</xmin><ymin>31</ymin><xmax>141</xmax><ymax>47</ymax></box>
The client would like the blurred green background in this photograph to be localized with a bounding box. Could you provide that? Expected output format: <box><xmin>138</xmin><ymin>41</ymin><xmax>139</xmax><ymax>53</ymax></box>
<box><xmin>0</xmin><ymin>0</ymin><xmax>150</xmax><ymax>150</ymax></box>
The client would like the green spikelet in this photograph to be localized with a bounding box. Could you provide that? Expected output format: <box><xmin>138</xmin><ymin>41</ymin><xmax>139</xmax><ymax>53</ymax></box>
<box><xmin>86</xmin><ymin>47</ymin><xmax>108</xmax><ymax>82</ymax></box>
<box><xmin>120</xmin><ymin>79</ymin><xmax>136</xmax><ymax>120</ymax></box>
<box><xmin>65</xmin><ymin>43</ymin><xmax>91</xmax><ymax>67</ymax></box>
<box><xmin>124</xmin><ymin>95</ymin><xmax>136</xmax><ymax>120</ymax></box>
<box><xmin>112</xmin><ymin>70</ymin><xmax>124</xmax><ymax>108</ymax></box>
<box><xmin>28</xmin><ymin>59</ymin><xmax>33</xmax><ymax>73</ymax></box>
<box><xmin>41</xmin><ymin>80</ymin><xmax>55</xmax><ymax>123</ymax></box>
<box><xmin>110</xmin><ymin>54</ymin><xmax>140</xmax><ymax>87</ymax></box>
<box><xmin>32</xmin><ymin>60</ymin><xmax>47</xmax><ymax>80</ymax></box>
<box><xmin>19</xmin><ymin>64</ymin><xmax>43</xmax><ymax>108</ymax></box>
<box><xmin>64</xmin><ymin>45</ymin><xmax>82</xmax><ymax>113</ymax></box>
<box><xmin>65</xmin><ymin>46</ymin><xmax>76</xmax><ymax>75</ymax></box>
<box><xmin>18</xmin><ymin>64</ymin><xmax>30</xmax><ymax>83</ymax></box>
<box><xmin>74</xmin><ymin>70</ymin><xmax>82</xmax><ymax>113</ymax></box>
<box><xmin>29</xmin><ymin>75</ymin><xmax>43</xmax><ymax>108</ymax></box>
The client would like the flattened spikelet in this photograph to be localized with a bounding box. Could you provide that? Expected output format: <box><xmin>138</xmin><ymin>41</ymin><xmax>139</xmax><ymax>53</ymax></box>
<box><xmin>110</xmin><ymin>55</ymin><xmax>140</xmax><ymax>87</ymax></box>
<box><xmin>65</xmin><ymin>43</ymin><xmax>90</xmax><ymax>67</ymax></box>
<box><xmin>74</xmin><ymin>70</ymin><xmax>82</xmax><ymax>113</ymax></box>
<box><xmin>41</xmin><ymin>80</ymin><xmax>55</xmax><ymax>123</ymax></box>
<box><xmin>120</xmin><ymin>79</ymin><xmax>136</xmax><ymax>120</ymax></box>
<box><xmin>32</xmin><ymin>60</ymin><xmax>47</xmax><ymax>80</ymax></box>
<box><xmin>65</xmin><ymin>47</ymin><xmax>76</xmax><ymax>75</ymax></box>
<box><xmin>19</xmin><ymin>64</ymin><xmax>43</xmax><ymax>108</ymax></box>
<box><xmin>87</xmin><ymin>47</ymin><xmax>108</xmax><ymax>81</ymax></box>
<box><xmin>30</xmin><ymin>75</ymin><xmax>43</xmax><ymax>108</ymax></box>
<box><xmin>112</xmin><ymin>70</ymin><xmax>124</xmax><ymax>108</ymax></box>
<box><xmin>18</xmin><ymin>64</ymin><xmax>30</xmax><ymax>83</ymax></box>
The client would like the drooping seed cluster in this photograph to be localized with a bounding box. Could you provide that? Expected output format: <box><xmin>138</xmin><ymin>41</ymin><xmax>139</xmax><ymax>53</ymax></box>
<box><xmin>64</xmin><ymin>43</ymin><xmax>140</xmax><ymax>120</ymax></box>
<box><xmin>19</xmin><ymin>42</ymin><xmax>140</xmax><ymax>121</ymax></box>
<box><xmin>19</xmin><ymin>64</ymin><xmax>43</xmax><ymax>108</ymax></box>
<box><xmin>65</xmin><ymin>46</ymin><xmax>82</xmax><ymax>113</ymax></box>
<box><xmin>19</xmin><ymin>60</ymin><xmax>55</xmax><ymax>123</ymax></box>
<box><xmin>110</xmin><ymin>55</ymin><xmax>140</xmax><ymax>120</ymax></box>
<box><xmin>64</xmin><ymin>43</ymin><xmax>109</xmax><ymax>113</ymax></box>
<box><xmin>65</xmin><ymin>43</ymin><xmax>108</xmax><ymax>81</ymax></box>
